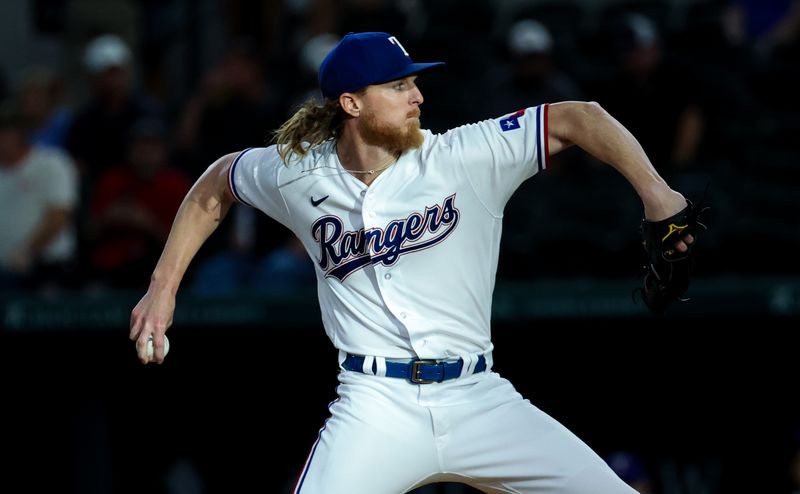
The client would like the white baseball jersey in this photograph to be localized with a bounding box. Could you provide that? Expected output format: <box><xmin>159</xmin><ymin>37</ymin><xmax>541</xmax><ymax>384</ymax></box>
<box><xmin>229</xmin><ymin>105</ymin><xmax>549</xmax><ymax>362</ymax></box>
<box><xmin>229</xmin><ymin>105</ymin><xmax>637</xmax><ymax>494</ymax></box>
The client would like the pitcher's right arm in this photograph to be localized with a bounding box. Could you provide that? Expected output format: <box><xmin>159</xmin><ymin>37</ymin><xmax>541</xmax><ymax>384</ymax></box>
<box><xmin>129</xmin><ymin>152</ymin><xmax>238</xmax><ymax>363</ymax></box>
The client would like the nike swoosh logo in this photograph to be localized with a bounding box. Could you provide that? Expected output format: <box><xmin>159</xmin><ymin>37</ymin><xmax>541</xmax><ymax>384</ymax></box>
<box><xmin>311</xmin><ymin>195</ymin><xmax>329</xmax><ymax>207</ymax></box>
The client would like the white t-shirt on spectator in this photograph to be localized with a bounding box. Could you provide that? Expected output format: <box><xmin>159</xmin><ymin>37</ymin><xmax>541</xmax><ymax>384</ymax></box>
<box><xmin>0</xmin><ymin>146</ymin><xmax>78</xmax><ymax>264</ymax></box>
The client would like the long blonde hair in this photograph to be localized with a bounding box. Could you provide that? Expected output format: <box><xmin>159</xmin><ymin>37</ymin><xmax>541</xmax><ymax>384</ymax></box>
<box><xmin>273</xmin><ymin>98</ymin><xmax>344</xmax><ymax>164</ymax></box>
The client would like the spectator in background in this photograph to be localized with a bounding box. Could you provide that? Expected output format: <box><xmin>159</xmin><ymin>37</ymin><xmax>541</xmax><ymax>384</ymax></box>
<box><xmin>87</xmin><ymin>118</ymin><xmax>190</xmax><ymax>288</ymax></box>
<box><xmin>606</xmin><ymin>451</ymin><xmax>654</xmax><ymax>494</ymax></box>
<box><xmin>173</xmin><ymin>38</ymin><xmax>287</xmax><ymax>271</ymax></box>
<box><xmin>174</xmin><ymin>38</ymin><xmax>282</xmax><ymax>177</ymax></box>
<box><xmin>592</xmin><ymin>14</ymin><xmax>705</xmax><ymax>173</ymax></box>
<box><xmin>0</xmin><ymin>102</ymin><xmax>78</xmax><ymax>290</ymax></box>
<box><xmin>482</xmin><ymin>19</ymin><xmax>582</xmax><ymax>117</ymax></box>
<box><xmin>17</xmin><ymin>66</ymin><xmax>73</xmax><ymax>150</ymax></box>
<box><xmin>724</xmin><ymin>0</ymin><xmax>800</xmax><ymax>60</ymax></box>
<box><xmin>66</xmin><ymin>34</ymin><xmax>161</xmax><ymax>180</ymax></box>
<box><xmin>251</xmin><ymin>236</ymin><xmax>316</xmax><ymax>293</ymax></box>
<box><xmin>188</xmin><ymin>203</ymin><xmax>261</xmax><ymax>297</ymax></box>
<box><xmin>288</xmin><ymin>33</ymin><xmax>339</xmax><ymax>110</ymax></box>
<box><xmin>189</xmin><ymin>199</ymin><xmax>307</xmax><ymax>296</ymax></box>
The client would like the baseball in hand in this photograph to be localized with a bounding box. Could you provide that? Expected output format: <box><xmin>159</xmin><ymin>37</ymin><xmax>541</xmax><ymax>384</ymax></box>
<box><xmin>146</xmin><ymin>334</ymin><xmax>170</xmax><ymax>360</ymax></box>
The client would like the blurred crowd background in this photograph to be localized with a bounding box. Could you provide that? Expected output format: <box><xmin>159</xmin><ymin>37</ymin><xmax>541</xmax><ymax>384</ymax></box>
<box><xmin>0</xmin><ymin>0</ymin><xmax>798</xmax><ymax>293</ymax></box>
<box><xmin>1</xmin><ymin>0</ymin><xmax>799</xmax><ymax>493</ymax></box>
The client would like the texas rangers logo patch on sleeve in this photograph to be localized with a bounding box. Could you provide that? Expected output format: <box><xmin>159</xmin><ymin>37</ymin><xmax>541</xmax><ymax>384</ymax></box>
<box><xmin>498</xmin><ymin>109</ymin><xmax>525</xmax><ymax>131</ymax></box>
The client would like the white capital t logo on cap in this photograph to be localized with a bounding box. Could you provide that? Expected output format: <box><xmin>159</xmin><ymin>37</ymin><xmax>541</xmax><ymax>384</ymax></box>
<box><xmin>388</xmin><ymin>36</ymin><xmax>409</xmax><ymax>56</ymax></box>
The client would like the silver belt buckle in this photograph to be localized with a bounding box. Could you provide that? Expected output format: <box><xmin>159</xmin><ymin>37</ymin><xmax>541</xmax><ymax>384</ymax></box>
<box><xmin>411</xmin><ymin>359</ymin><xmax>439</xmax><ymax>384</ymax></box>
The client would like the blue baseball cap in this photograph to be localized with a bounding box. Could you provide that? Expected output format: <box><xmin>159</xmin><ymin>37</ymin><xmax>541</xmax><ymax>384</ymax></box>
<box><xmin>318</xmin><ymin>32</ymin><xmax>445</xmax><ymax>99</ymax></box>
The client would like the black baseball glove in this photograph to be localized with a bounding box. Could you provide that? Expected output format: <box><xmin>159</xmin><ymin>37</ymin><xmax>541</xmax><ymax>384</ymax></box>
<box><xmin>635</xmin><ymin>199</ymin><xmax>709</xmax><ymax>315</ymax></box>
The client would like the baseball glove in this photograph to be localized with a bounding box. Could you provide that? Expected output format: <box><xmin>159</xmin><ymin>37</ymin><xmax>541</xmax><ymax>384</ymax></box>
<box><xmin>635</xmin><ymin>199</ymin><xmax>709</xmax><ymax>315</ymax></box>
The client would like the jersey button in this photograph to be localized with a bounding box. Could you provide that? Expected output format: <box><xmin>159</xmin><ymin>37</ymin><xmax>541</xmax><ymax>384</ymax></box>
<box><xmin>400</xmin><ymin>312</ymin><xmax>407</xmax><ymax>319</ymax></box>
<box><xmin>360</xmin><ymin>190</ymin><xmax>366</xmax><ymax>196</ymax></box>
<box><xmin>368</xmin><ymin>211</ymin><xmax>376</xmax><ymax>218</ymax></box>
<box><xmin>384</xmin><ymin>273</ymin><xmax>392</xmax><ymax>280</ymax></box>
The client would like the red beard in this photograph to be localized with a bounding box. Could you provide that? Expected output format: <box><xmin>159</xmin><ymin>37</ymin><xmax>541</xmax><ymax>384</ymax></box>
<box><xmin>358</xmin><ymin>110</ymin><xmax>424</xmax><ymax>153</ymax></box>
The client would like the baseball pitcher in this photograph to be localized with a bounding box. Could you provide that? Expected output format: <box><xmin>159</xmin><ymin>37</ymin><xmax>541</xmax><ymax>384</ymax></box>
<box><xmin>130</xmin><ymin>32</ymin><xmax>703</xmax><ymax>493</ymax></box>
